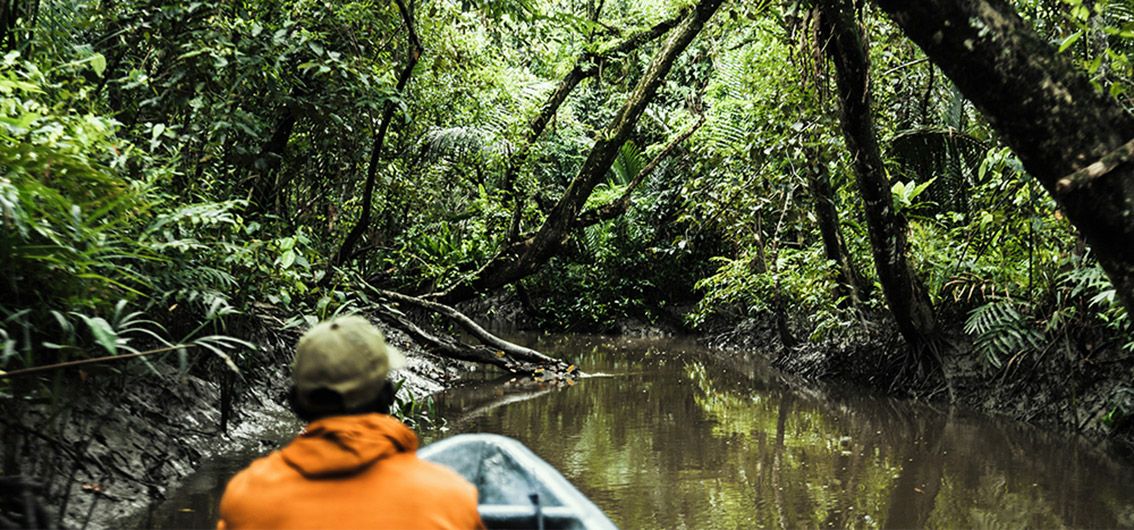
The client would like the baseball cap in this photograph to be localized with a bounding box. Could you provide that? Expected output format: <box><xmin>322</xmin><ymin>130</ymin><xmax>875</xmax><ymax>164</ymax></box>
<box><xmin>292</xmin><ymin>315</ymin><xmax>407</xmax><ymax>410</ymax></box>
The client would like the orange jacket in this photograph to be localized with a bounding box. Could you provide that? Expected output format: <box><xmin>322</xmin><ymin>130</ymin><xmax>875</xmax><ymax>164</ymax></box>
<box><xmin>216</xmin><ymin>414</ymin><xmax>484</xmax><ymax>530</ymax></box>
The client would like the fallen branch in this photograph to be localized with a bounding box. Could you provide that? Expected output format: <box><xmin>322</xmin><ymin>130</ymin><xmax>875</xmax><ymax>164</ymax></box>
<box><xmin>0</xmin><ymin>345</ymin><xmax>192</xmax><ymax>379</ymax></box>
<box><xmin>368</xmin><ymin>304</ymin><xmax>570</xmax><ymax>378</ymax></box>
<box><xmin>375</xmin><ymin>289</ymin><xmax>561</xmax><ymax>366</ymax></box>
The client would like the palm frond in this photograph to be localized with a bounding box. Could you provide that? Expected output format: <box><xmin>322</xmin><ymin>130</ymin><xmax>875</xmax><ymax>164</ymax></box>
<box><xmin>419</xmin><ymin>125</ymin><xmax>512</xmax><ymax>162</ymax></box>
<box><xmin>610</xmin><ymin>141</ymin><xmax>644</xmax><ymax>185</ymax></box>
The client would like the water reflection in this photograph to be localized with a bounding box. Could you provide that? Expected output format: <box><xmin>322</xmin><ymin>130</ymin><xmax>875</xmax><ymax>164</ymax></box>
<box><xmin>137</xmin><ymin>333</ymin><xmax>1134</xmax><ymax>529</ymax></box>
<box><xmin>428</xmin><ymin>334</ymin><xmax>1134</xmax><ymax>530</ymax></box>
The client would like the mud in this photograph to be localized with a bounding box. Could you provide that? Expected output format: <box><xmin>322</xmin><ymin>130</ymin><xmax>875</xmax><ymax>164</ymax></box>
<box><xmin>0</xmin><ymin>314</ymin><xmax>470</xmax><ymax>530</ymax></box>
<box><xmin>702</xmin><ymin>310</ymin><xmax>1134</xmax><ymax>456</ymax></box>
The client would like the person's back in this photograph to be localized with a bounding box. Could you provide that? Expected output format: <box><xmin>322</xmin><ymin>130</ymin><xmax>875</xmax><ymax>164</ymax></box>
<box><xmin>217</xmin><ymin>413</ymin><xmax>481</xmax><ymax>530</ymax></box>
<box><xmin>215</xmin><ymin>316</ymin><xmax>483</xmax><ymax>530</ymax></box>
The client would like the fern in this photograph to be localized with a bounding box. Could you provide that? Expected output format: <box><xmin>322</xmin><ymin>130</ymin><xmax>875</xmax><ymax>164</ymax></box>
<box><xmin>420</xmin><ymin>126</ymin><xmax>510</xmax><ymax>162</ymax></box>
<box><xmin>964</xmin><ymin>298</ymin><xmax>1045</xmax><ymax>369</ymax></box>
<box><xmin>610</xmin><ymin>141</ymin><xmax>644</xmax><ymax>186</ymax></box>
<box><xmin>888</xmin><ymin>127</ymin><xmax>988</xmax><ymax>213</ymax></box>
<box><xmin>1057</xmin><ymin>260</ymin><xmax>1131</xmax><ymax>348</ymax></box>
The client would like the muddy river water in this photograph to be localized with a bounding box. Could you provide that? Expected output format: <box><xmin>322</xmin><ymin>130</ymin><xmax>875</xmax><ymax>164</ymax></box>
<box><xmin>136</xmin><ymin>333</ymin><xmax>1134</xmax><ymax>529</ymax></box>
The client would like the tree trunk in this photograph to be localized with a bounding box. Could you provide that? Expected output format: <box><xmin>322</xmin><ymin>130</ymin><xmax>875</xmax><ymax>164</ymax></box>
<box><xmin>501</xmin><ymin>64</ymin><xmax>591</xmax><ymax>242</ymax></box>
<box><xmin>755</xmin><ymin>191</ymin><xmax>800</xmax><ymax>349</ymax></box>
<box><xmin>872</xmin><ymin>0</ymin><xmax>1134</xmax><ymax>316</ymax></box>
<box><xmin>247</xmin><ymin>104</ymin><xmax>297</xmax><ymax>216</ymax></box>
<box><xmin>818</xmin><ymin>0</ymin><xmax>941</xmax><ymax>349</ymax></box>
<box><xmin>330</xmin><ymin>0</ymin><xmax>422</xmax><ymax>272</ymax></box>
<box><xmin>574</xmin><ymin>115</ymin><xmax>704</xmax><ymax>227</ymax></box>
<box><xmin>433</xmin><ymin>0</ymin><xmax>724</xmax><ymax>303</ymax></box>
<box><xmin>501</xmin><ymin>10</ymin><xmax>692</xmax><ymax>242</ymax></box>
<box><xmin>805</xmin><ymin>144</ymin><xmax>867</xmax><ymax>307</ymax></box>
<box><xmin>0</xmin><ymin>0</ymin><xmax>29</xmax><ymax>52</ymax></box>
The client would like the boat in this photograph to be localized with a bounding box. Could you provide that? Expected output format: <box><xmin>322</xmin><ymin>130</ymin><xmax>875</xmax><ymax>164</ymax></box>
<box><xmin>419</xmin><ymin>434</ymin><xmax>619</xmax><ymax>530</ymax></box>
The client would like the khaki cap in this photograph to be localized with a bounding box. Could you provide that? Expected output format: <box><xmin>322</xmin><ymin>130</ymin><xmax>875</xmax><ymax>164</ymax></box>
<box><xmin>293</xmin><ymin>315</ymin><xmax>406</xmax><ymax>410</ymax></box>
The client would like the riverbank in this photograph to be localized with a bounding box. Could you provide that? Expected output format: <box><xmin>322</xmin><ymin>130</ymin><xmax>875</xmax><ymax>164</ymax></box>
<box><xmin>5</xmin><ymin>296</ymin><xmax>1131</xmax><ymax>529</ymax></box>
<box><xmin>143</xmin><ymin>331</ymin><xmax>1134</xmax><ymax>529</ymax></box>
<box><xmin>699</xmin><ymin>309</ymin><xmax>1134</xmax><ymax>456</ymax></box>
<box><xmin>463</xmin><ymin>290</ymin><xmax>1134</xmax><ymax>452</ymax></box>
<box><xmin>0</xmin><ymin>311</ymin><xmax>468</xmax><ymax>530</ymax></box>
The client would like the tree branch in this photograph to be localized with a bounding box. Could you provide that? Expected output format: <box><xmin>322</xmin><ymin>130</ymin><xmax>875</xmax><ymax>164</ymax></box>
<box><xmin>500</xmin><ymin>8</ymin><xmax>693</xmax><ymax>243</ymax></box>
<box><xmin>574</xmin><ymin>114</ymin><xmax>704</xmax><ymax>228</ymax></box>
<box><xmin>366</xmin><ymin>302</ymin><xmax>573</xmax><ymax>378</ymax></box>
<box><xmin>433</xmin><ymin>0</ymin><xmax>725</xmax><ymax>304</ymax></box>
<box><xmin>330</xmin><ymin>0</ymin><xmax>423</xmax><ymax>272</ymax></box>
<box><xmin>375</xmin><ymin>289</ymin><xmax>562</xmax><ymax>366</ymax></box>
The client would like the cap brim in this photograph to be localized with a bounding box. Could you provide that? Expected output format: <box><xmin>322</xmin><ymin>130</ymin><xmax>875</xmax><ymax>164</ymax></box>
<box><xmin>386</xmin><ymin>344</ymin><xmax>407</xmax><ymax>370</ymax></box>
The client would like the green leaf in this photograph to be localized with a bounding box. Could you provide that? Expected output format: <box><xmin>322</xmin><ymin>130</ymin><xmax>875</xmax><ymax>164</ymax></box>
<box><xmin>280</xmin><ymin>249</ymin><xmax>296</xmax><ymax>269</ymax></box>
<box><xmin>1058</xmin><ymin>31</ymin><xmax>1083</xmax><ymax>53</ymax></box>
<box><xmin>77</xmin><ymin>315</ymin><xmax>118</xmax><ymax>355</ymax></box>
<box><xmin>90</xmin><ymin>53</ymin><xmax>107</xmax><ymax>76</ymax></box>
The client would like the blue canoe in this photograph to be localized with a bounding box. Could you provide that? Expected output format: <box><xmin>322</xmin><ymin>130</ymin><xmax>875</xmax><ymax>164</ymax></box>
<box><xmin>419</xmin><ymin>434</ymin><xmax>619</xmax><ymax>530</ymax></box>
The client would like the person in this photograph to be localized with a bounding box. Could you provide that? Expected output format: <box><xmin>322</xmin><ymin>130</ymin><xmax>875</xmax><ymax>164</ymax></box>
<box><xmin>216</xmin><ymin>315</ymin><xmax>484</xmax><ymax>530</ymax></box>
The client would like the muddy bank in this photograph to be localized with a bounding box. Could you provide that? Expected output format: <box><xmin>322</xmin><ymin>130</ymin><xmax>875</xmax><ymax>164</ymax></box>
<box><xmin>0</xmin><ymin>313</ymin><xmax>469</xmax><ymax>530</ymax></box>
<box><xmin>449</xmin><ymin>290</ymin><xmax>1134</xmax><ymax>455</ymax></box>
<box><xmin>699</xmin><ymin>310</ymin><xmax>1134</xmax><ymax>455</ymax></box>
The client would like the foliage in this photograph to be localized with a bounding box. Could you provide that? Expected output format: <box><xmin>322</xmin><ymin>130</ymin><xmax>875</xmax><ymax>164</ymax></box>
<box><xmin>0</xmin><ymin>0</ymin><xmax>1132</xmax><ymax>441</ymax></box>
<box><xmin>392</xmin><ymin>379</ymin><xmax>443</xmax><ymax>431</ymax></box>
<box><xmin>0</xmin><ymin>49</ymin><xmax>267</xmax><ymax>382</ymax></box>
<box><xmin>964</xmin><ymin>298</ymin><xmax>1045</xmax><ymax>369</ymax></box>
<box><xmin>1103</xmin><ymin>384</ymin><xmax>1134</xmax><ymax>431</ymax></box>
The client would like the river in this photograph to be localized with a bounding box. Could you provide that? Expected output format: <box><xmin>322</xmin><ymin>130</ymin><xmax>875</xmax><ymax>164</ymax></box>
<box><xmin>135</xmin><ymin>333</ymin><xmax>1134</xmax><ymax>529</ymax></box>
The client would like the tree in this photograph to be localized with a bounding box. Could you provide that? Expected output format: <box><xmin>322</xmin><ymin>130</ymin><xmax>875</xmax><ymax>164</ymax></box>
<box><xmin>332</xmin><ymin>0</ymin><xmax>422</xmax><ymax>270</ymax></box>
<box><xmin>432</xmin><ymin>0</ymin><xmax>725</xmax><ymax>303</ymax></box>
<box><xmin>804</xmin><ymin>140</ymin><xmax>868</xmax><ymax>307</ymax></box>
<box><xmin>500</xmin><ymin>9</ymin><xmax>691</xmax><ymax>242</ymax></box>
<box><xmin>817</xmin><ymin>0</ymin><xmax>942</xmax><ymax>351</ymax></box>
<box><xmin>872</xmin><ymin>0</ymin><xmax>1134</xmax><ymax>316</ymax></box>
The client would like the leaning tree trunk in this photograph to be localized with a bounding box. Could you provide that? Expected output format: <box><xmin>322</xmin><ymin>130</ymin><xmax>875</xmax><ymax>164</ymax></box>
<box><xmin>330</xmin><ymin>0</ymin><xmax>421</xmax><ymax>272</ymax></box>
<box><xmin>500</xmin><ymin>10</ymin><xmax>690</xmax><ymax>242</ymax></box>
<box><xmin>433</xmin><ymin>0</ymin><xmax>725</xmax><ymax>304</ymax></box>
<box><xmin>805</xmin><ymin>143</ymin><xmax>868</xmax><ymax>307</ymax></box>
<box><xmin>818</xmin><ymin>0</ymin><xmax>941</xmax><ymax>349</ymax></box>
<box><xmin>872</xmin><ymin>0</ymin><xmax>1134</xmax><ymax>316</ymax></box>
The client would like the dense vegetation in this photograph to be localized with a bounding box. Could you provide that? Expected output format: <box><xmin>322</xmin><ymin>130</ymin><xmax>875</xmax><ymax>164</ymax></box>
<box><xmin>2</xmin><ymin>0</ymin><xmax>1134</xmax><ymax>447</ymax></box>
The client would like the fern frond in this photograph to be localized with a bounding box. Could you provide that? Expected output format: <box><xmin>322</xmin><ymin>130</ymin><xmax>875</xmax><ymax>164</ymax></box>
<box><xmin>610</xmin><ymin>141</ymin><xmax>644</xmax><ymax>185</ymax></box>
<box><xmin>964</xmin><ymin>298</ymin><xmax>1045</xmax><ymax>368</ymax></box>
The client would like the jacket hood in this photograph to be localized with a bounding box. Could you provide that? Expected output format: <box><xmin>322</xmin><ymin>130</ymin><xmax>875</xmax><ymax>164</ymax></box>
<box><xmin>280</xmin><ymin>413</ymin><xmax>419</xmax><ymax>478</ymax></box>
